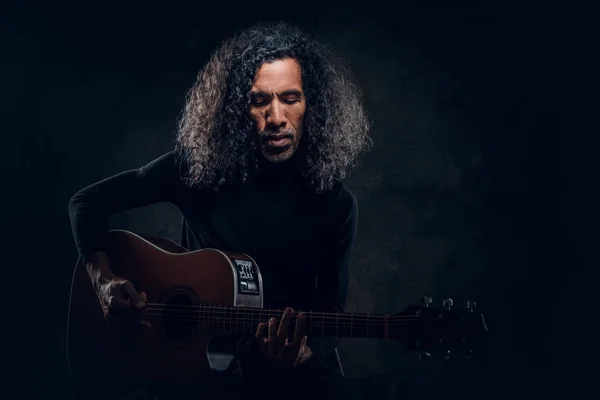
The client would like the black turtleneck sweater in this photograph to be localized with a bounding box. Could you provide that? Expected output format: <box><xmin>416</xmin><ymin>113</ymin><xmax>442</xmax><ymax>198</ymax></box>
<box><xmin>68</xmin><ymin>150</ymin><xmax>358</xmax><ymax>366</ymax></box>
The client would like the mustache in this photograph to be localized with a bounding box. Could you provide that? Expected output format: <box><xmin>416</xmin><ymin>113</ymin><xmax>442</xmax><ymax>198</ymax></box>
<box><xmin>258</xmin><ymin>129</ymin><xmax>295</xmax><ymax>140</ymax></box>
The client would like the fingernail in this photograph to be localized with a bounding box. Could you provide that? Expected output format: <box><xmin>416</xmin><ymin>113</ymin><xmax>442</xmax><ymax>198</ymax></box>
<box><xmin>269</xmin><ymin>317</ymin><xmax>276</xmax><ymax>323</ymax></box>
<box><xmin>285</xmin><ymin>307</ymin><xmax>293</xmax><ymax>315</ymax></box>
<box><xmin>136</xmin><ymin>301</ymin><xmax>145</xmax><ymax>308</ymax></box>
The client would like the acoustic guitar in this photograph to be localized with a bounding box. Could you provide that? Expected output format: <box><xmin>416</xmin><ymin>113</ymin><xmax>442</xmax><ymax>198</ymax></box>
<box><xmin>66</xmin><ymin>230</ymin><xmax>488</xmax><ymax>398</ymax></box>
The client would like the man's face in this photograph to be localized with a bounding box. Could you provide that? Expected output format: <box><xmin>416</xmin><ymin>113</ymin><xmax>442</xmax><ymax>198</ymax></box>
<box><xmin>249</xmin><ymin>58</ymin><xmax>306</xmax><ymax>163</ymax></box>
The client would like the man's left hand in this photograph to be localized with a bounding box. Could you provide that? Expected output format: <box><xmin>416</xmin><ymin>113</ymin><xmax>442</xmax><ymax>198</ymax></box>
<box><xmin>255</xmin><ymin>307</ymin><xmax>313</xmax><ymax>367</ymax></box>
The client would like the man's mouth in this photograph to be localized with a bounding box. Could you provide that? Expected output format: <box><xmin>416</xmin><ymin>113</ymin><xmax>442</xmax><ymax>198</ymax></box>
<box><xmin>263</xmin><ymin>133</ymin><xmax>293</xmax><ymax>148</ymax></box>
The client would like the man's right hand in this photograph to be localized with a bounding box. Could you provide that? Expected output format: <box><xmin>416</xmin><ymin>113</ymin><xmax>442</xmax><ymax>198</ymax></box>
<box><xmin>85</xmin><ymin>251</ymin><xmax>151</xmax><ymax>328</ymax></box>
<box><xmin>96</xmin><ymin>276</ymin><xmax>152</xmax><ymax>328</ymax></box>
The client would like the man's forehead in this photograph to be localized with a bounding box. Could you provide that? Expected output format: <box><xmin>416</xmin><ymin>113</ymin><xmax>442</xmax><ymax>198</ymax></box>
<box><xmin>251</xmin><ymin>58</ymin><xmax>303</xmax><ymax>92</ymax></box>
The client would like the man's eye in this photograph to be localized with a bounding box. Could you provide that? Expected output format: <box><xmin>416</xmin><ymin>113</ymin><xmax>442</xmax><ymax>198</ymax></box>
<box><xmin>283</xmin><ymin>99</ymin><xmax>299</xmax><ymax>104</ymax></box>
<box><xmin>251</xmin><ymin>95</ymin><xmax>270</xmax><ymax>105</ymax></box>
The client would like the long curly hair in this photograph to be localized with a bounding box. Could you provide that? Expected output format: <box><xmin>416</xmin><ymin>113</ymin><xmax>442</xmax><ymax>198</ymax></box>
<box><xmin>175</xmin><ymin>21</ymin><xmax>372</xmax><ymax>193</ymax></box>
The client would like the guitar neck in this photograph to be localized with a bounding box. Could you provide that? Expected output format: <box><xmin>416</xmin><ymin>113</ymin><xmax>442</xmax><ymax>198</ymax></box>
<box><xmin>145</xmin><ymin>304</ymin><xmax>418</xmax><ymax>340</ymax></box>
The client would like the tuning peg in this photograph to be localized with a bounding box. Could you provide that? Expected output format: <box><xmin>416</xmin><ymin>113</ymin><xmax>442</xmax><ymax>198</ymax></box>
<box><xmin>418</xmin><ymin>351</ymin><xmax>431</xmax><ymax>361</ymax></box>
<box><xmin>442</xmin><ymin>298</ymin><xmax>454</xmax><ymax>309</ymax></box>
<box><xmin>465</xmin><ymin>300</ymin><xmax>476</xmax><ymax>312</ymax></box>
<box><xmin>465</xmin><ymin>349</ymin><xmax>474</xmax><ymax>360</ymax></box>
<box><xmin>422</xmin><ymin>296</ymin><xmax>433</xmax><ymax>307</ymax></box>
<box><xmin>443</xmin><ymin>350</ymin><xmax>451</xmax><ymax>360</ymax></box>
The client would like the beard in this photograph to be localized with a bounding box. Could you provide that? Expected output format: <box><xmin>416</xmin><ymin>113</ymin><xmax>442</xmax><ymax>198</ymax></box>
<box><xmin>257</xmin><ymin>128</ymin><xmax>300</xmax><ymax>163</ymax></box>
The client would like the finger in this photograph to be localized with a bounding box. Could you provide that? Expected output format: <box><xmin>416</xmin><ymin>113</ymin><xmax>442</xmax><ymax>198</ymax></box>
<box><xmin>299</xmin><ymin>336</ymin><xmax>312</xmax><ymax>364</ymax></box>
<box><xmin>277</xmin><ymin>307</ymin><xmax>293</xmax><ymax>354</ymax></box>
<box><xmin>140</xmin><ymin>320</ymin><xmax>152</xmax><ymax>329</ymax></box>
<box><xmin>108</xmin><ymin>294</ymin><xmax>130</xmax><ymax>309</ymax></box>
<box><xmin>140</xmin><ymin>292</ymin><xmax>148</xmax><ymax>303</ymax></box>
<box><xmin>138</xmin><ymin>292</ymin><xmax>152</xmax><ymax>328</ymax></box>
<box><xmin>268</xmin><ymin>317</ymin><xmax>278</xmax><ymax>358</ymax></box>
<box><xmin>122</xmin><ymin>282</ymin><xmax>145</xmax><ymax>308</ymax></box>
<box><xmin>255</xmin><ymin>322</ymin><xmax>269</xmax><ymax>353</ymax></box>
<box><xmin>291</xmin><ymin>312</ymin><xmax>307</xmax><ymax>350</ymax></box>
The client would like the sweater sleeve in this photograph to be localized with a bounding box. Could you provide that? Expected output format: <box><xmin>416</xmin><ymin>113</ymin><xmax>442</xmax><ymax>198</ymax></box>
<box><xmin>306</xmin><ymin>186</ymin><xmax>358</xmax><ymax>366</ymax></box>
<box><xmin>68</xmin><ymin>151</ymin><xmax>184</xmax><ymax>262</ymax></box>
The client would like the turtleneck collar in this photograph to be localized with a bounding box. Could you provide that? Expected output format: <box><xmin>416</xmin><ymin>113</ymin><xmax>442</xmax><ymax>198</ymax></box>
<box><xmin>253</xmin><ymin>152</ymin><xmax>306</xmax><ymax>186</ymax></box>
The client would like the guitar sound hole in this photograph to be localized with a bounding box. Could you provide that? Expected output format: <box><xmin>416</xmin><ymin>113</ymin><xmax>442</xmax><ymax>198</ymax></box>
<box><xmin>162</xmin><ymin>290</ymin><xmax>197</xmax><ymax>341</ymax></box>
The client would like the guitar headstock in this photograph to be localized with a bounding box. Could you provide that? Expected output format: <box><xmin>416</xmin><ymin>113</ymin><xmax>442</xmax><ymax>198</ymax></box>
<box><xmin>393</xmin><ymin>296</ymin><xmax>489</xmax><ymax>360</ymax></box>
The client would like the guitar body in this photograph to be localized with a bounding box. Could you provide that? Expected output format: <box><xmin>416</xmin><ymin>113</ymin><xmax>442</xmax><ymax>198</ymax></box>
<box><xmin>67</xmin><ymin>230</ymin><xmax>490</xmax><ymax>399</ymax></box>
<box><xmin>66</xmin><ymin>230</ymin><xmax>263</xmax><ymax>398</ymax></box>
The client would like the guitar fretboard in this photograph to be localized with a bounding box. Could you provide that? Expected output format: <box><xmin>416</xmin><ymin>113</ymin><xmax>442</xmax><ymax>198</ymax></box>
<box><xmin>143</xmin><ymin>304</ymin><xmax>409</xmax><ymax>339</ymax></box>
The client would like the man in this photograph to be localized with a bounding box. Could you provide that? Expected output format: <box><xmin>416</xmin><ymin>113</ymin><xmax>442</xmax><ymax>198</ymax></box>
<box><xmin>68</xmin><ymin>21</ymin><xmax>372</xmax><ymax>400</ymax></box>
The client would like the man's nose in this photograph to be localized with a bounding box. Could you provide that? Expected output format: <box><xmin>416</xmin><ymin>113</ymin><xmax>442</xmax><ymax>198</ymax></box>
<box><xmin>266</xmin><ymin>101</ymin><xmax>287</xmax><ymax>128</ymax></box>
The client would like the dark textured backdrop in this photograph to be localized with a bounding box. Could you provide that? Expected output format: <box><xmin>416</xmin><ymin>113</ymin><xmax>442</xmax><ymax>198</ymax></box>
<box><xmin>3</xmin><ymin>1</ymin><xmax>583</xmax><ymax>399</ymax></box>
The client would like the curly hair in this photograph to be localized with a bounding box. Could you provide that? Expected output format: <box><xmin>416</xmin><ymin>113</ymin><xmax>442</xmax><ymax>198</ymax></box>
<box><xmin>175</xmin><ymin>21</ymin><xmax>372</xmax><ymax>193</ymax></box>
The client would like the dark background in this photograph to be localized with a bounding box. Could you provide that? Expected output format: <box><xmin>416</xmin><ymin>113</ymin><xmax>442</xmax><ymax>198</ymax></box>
<box><xmin>2</xmin><ymin>0</ymin><xmax>588</xmax><ymax>399</ymax></box>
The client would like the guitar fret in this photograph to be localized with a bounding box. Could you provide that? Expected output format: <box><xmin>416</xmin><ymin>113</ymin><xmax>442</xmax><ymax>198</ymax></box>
<box><xmin>197</xmin><ymin>306</ymin><xmax>201</xmax><ymax>334</ymax></box>
<box><xmin>245</xmin><ymin>309</ymin><xmax>250</xmax><ymax>334</ymax></box>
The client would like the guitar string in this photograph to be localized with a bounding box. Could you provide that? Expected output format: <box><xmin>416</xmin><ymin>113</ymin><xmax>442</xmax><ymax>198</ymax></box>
<box><xmin>142</xmin><ymin>302</ymin><xmax>441</xmax><ymax>321</ymax></box>
<box><xmin>107</xmin><ymin>317</ymin><xmax>435</xmax><ymax>336</ymax></box>
<box><xmin>108</xmin><ymin>313</ymin><xmax>438</xmax><ymax>326</ymax></box>
<box><xmin>140</xmin><ymin>312</ymin><xmax>445</xmax><ymax>326</ymax></box>
<box><xmin>114</xmin><ymin>313</ymin><xmax>433</xmax><ymax>324</ymax></box>
<box><xmin>106</xmin><ymin>314</ymin><xmax>468</xmax><ymax>341</ymax></box>
<box><xmin>135</xmin><ymin>308</ymin><xmax>428</xmax><ymax>323</ymax></box>
<box><xmin>106</xmin><ymin>303</ymin><xmax>456</xmax><ymax>326</ymax></box>
<box><xmin>145</xmin><ymin>302</ymin><xmax>404</xmax><ymax>314</ymax></box>
<box><xmin>144</xmin><ymin>307</ymin><xmax>419</xmax><ymax>317</ymax></box>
